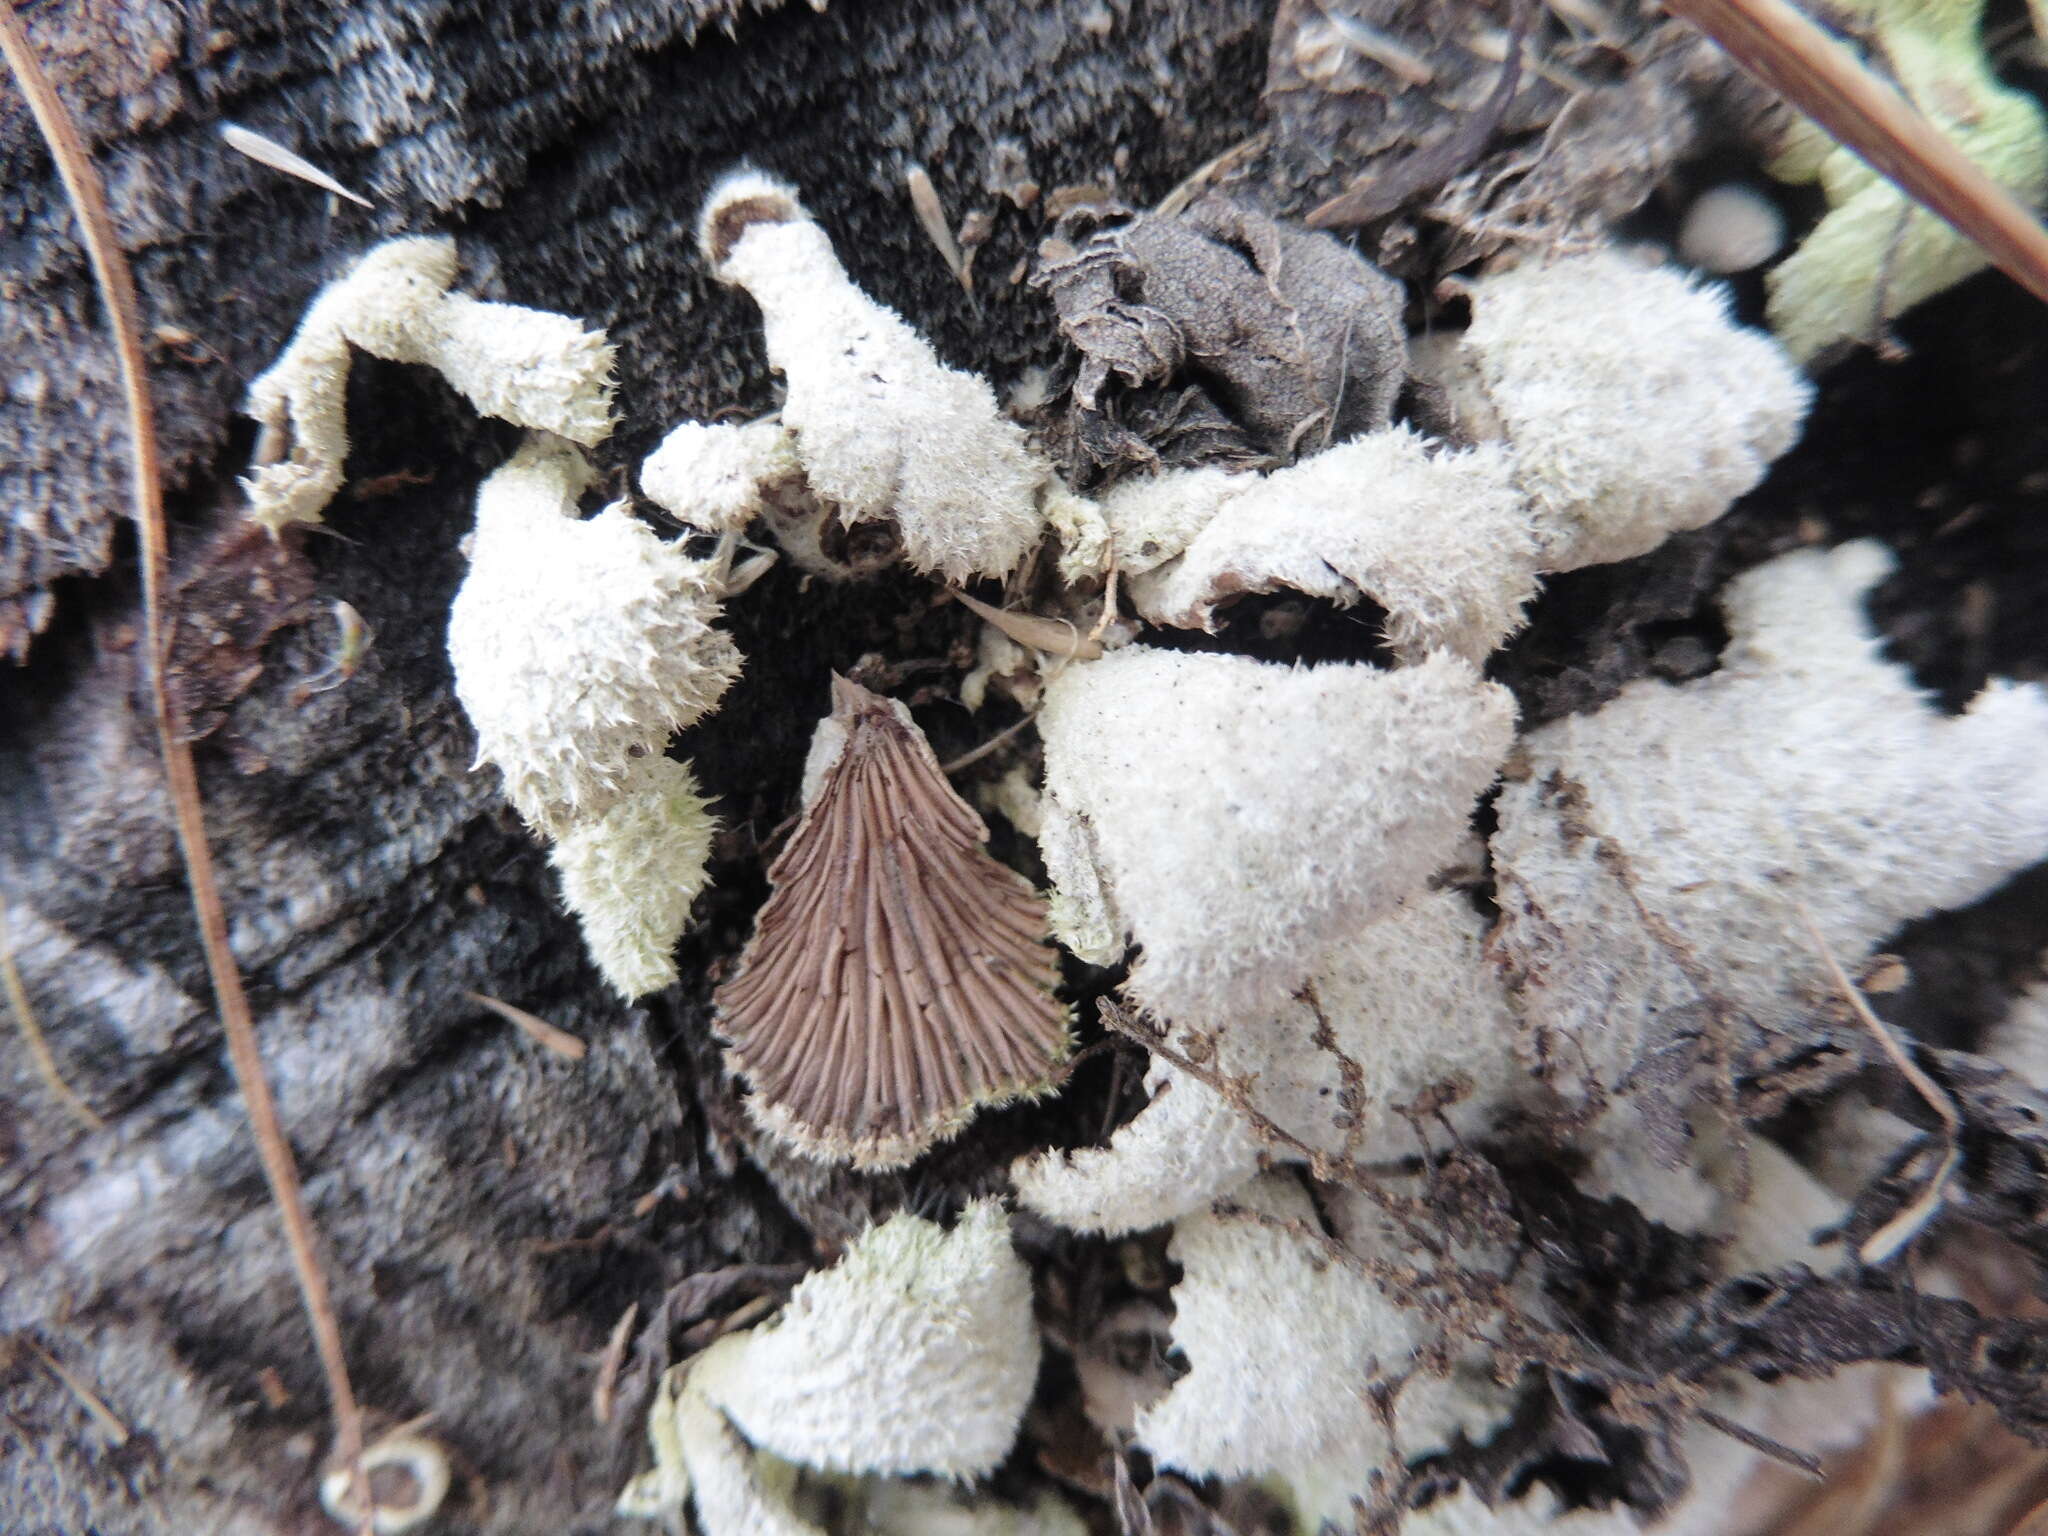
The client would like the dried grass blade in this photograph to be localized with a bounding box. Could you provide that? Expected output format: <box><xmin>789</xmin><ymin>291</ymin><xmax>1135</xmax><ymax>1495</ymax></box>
<box><xmin>220</xmin><ymin>122</ymin><xmax>373</xmax><ymax>208</ymax></box>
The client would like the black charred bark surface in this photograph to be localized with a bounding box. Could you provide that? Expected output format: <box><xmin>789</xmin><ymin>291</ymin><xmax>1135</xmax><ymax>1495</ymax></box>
<box><xmin>0</xmin><ymin>3</ymin><xmax>1265</xmax><ymax>1532</ymax></box>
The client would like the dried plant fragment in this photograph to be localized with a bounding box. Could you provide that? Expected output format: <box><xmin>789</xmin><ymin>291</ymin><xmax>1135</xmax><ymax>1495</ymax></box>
<box><xmin>1035</xmin><ymin>196</ymin><xmax>1406</xmax><ymax>469</ymax></box>
<box><xmin>700</xmin><ymin>171</ymin><xmax>1050</xmax><ymax>582</ymax></box>
<box><xmin>1412</xmin><ymin>249</ymin><xmax>1810</xmax><ymax>570</ymax></box>
<box><xmin>219</xmin><ymin>122</ymin><xmax>371</xmax><ymax>207</ymax></box>
<box><xmin>241</xmin><ymin>236</ymin><xmax>616</xmax><ymax>531</ymax></box>
<box><xmin>447</xmin><ymin>435</ymin><xmax>741</xmax><ymax>838</ymax></box>
<box><xmin>716</xmin><ymin>678</ymin><xmax>1069</xmax><ymax>1169</ymax></box>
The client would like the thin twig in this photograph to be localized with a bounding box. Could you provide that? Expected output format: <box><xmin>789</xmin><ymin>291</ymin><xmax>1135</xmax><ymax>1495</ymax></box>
<box><xmin>1794</xmin><ymin>903</ymin><xmax>1962</xmax><ymax>1265</ymax></box>
<box><xmin>0</xmin><ymin>14</ymin><xmax>370</xmax><ymax>1520</ymax></box>
<box><xmin>24</xmin><ymin>1336</ymin><xmax>130</xmax><ymax>1445</ymax></box>
<box><xmin>1665</xmin><ymin>0</ymin><xmax>2048</xmax><ymax>309</ymax></box>
<box><xmin>1</xmin><ymin>908</ymin><xmax>106</xmax><ymax>1131</ymax></box>
<box><xmin>939</xmin><ymin>710</ymin><xmax>1038</xmax><ymax>775</ymax></box>
<box><xmin>466</xmin><ymin>992</ymin><xmax>589</xmax><ymax>1061</ymax></box>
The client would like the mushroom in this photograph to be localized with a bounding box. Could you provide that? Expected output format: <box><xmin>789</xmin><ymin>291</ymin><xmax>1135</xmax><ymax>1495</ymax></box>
<box><xmin>715</xmin><ymin>677</ymin><xmax>1070</xmax><ymax>1168</ymax></box>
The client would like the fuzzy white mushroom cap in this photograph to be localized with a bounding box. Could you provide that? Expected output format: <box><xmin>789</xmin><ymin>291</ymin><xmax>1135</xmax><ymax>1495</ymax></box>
<box><xmin>640</xmin><ymin>416</ymin><xmax>802</xmax><ymax>533</ymax></box>
<box><xmin>447</xmin><ymin>436</ymin><xmax>743</xmax><ymax>838</ymax></box>
<box><xmin>548</xmin><ymin>754</ymin><xmax>717</xmax><ymax>999</ymax></box>
<box><xmin>1432</xmin><ymin>250</ymin><xmax>1811</xmax><ymax>571</ymax></box>
<box><xmin>1117</xmin><ymin>428</ymin><xmax>1541</xmax><ymax>662</ymax></box>
<box><xmin>699</xmin><ymin>170</ymin><xmax>1050</xmax><ymax>582</ymax></box>
<box><xmin>1492</xmin><ymin>539</ymin><xmax>2048</xmax><ymax>1087</ymax></box>
<box><xmin>1037</xmin><ymin>646</ymin><xmax>1517</xmax><ymax>1022</ymax></box>
<box><xmin>1013</xmin><ymin>889</ymin><xmax>1527</xmax><ymax>1235</ymax></box>
<box><xmin>694</xmin><ymin>1201</ymin><xmax>1038</xmax><ymax>1478</ymax></box>
<box><xmin>242</xmin><ymin>236</ymin><xmax>615</xmax><ymax>530</ymax></box>
<box><xmin>1133</xmin><ymin>1173</ymin><xmax>1517</xmax><ymax>1529</ymax></box>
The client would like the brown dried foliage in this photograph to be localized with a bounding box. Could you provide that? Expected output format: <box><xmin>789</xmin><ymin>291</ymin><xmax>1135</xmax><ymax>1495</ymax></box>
<box><xmin>716</xmin><ymin>676</ymin><xmax>1069</xmax><ymax>1169</ymax></box>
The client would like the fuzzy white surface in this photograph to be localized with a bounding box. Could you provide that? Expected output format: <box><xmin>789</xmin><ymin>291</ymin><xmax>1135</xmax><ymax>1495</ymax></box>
<box><xmin>1492</xmin><ymin>540</ymin><xmax>2048</xmax><ymax>1087</ymax></box>
<box><xmin>446</xmin><ymin>436</ymin><xmax>742</xmax><ymax>838</ymax></box>
<box><xmin>693</xmin><ymin>1201</ymin><xmax>1038</xmax><ymax>1479</ymax></box>
<box><xmin>1442</xmin><ymin>251</ymin><xmax>1810</xmax><ymax>571</ymax></box>
<box><xmin>548</xmin><ymin>755</ymin><xmax>716</xmax><ymax>998</ymax></box>
<box><xmin>1013</xmin><ymin>889</ymin><xmax>1527</xmax><ymax>1235</ymax></box>
<box><xmin>1037</xmin><ymin>646</ymin><xmax>1516</xmax><ymax>1022</ymax></box>
<box><xmin>1120</xmin><ymin>429</ymin><xmax>1541</xmax><ymax>663</ymax></box>
<box><xmin>703</xmin><ymin>173</ymin><xmax>1049</xmax><ymax>582</ymax></box>
<box><xmin>1136</xmin><ymin>1175</ymin><xmax>1518</xmax><ymax>1533</ymax></box>
<box><xmin>640</xmin><ymin>416</ymin><xmax>801</xmax><ymax>533</ymax></box>
<box><xmin>242</xmin><ymin>236</ymin><xmax>615</xmax><ymax>530</ymax></box>
<box><xmin>1983</xmin><ymin>964</ymin><xmax>2048</xmax><ymax>1091</ymax></box>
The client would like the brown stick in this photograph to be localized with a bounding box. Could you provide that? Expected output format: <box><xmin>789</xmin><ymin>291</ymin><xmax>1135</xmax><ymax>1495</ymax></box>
<box><xmin>0</xmin><ymin>12</ymin><xmax>369</xmax><ymax>1520</ymax></box>
<box><xmin>1665</xmin><ymin>0</ymin><xmax>2048</xmax><ymax>309</ymax></box>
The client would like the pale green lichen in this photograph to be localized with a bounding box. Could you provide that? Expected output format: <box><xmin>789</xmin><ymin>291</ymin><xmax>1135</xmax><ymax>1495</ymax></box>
<box><xmin>1765</xmin><ymin>0</ymin><xmax>2048</xmax><ymax>363</ymax></box>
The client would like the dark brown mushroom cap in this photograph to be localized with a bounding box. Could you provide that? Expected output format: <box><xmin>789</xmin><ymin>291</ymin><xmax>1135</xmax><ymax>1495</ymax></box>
<box><xmin>715</xmin><ymin>676</ymin><xmax>1070</xmax><ymax>1168</ymax></box>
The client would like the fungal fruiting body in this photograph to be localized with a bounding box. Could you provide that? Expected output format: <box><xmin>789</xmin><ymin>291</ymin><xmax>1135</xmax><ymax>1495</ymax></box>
<box><xmin>1035</xmin><ymin>646</ymin><xmax>1517</xmax><ymax>1024</ymax></box>
<box><xmin>715</xmin><ymin>678</ymin><xmax>1070</xmax><ymax>1168</ymax></box>
<box><xmin>1106</xmin><ymin>427</ymin><xmax>1540</xmax><ymax>663</ymax></box>
<box><xmin>1414</xmin><ymin>249</ymin><xmax>1811</xmax><ymax>571</ymax></box>
<box><xmin>242</xmin><ymin>236</ymin><xmax>616</xmax><ymax>531</ymax></box>
<box><xmin>446</xmin><ymin>436</ymin><xmax>743</xmax><ymax>997</ymax></box>
<box><xmin>447</xmin><ymin>435</ymin><xmax>742</xmax><ymax>840</ymax></box>
<box><xmin>619</xmin><ymin>1203</ymin><xmax>1041</xmax><ymax>1532</ymax></box>
<box><xmin>699</xmin><ymin>171</ymin><xmax>1051</xmax><ymax>583</ymax></box>
<box><xmin>1012</xmin><ymin>889</ymin><xmax>1528</xmax><ymax>1236</ymax></box>
<box><xmin>1491</xmin><ymin>540</ymin><xmax>2048</xmax><ymax>1093</ymax></box>
<box><xmin>548</xmin><ymin>755</ymin><xmax>718</xmax><ymax>999</ymax></box>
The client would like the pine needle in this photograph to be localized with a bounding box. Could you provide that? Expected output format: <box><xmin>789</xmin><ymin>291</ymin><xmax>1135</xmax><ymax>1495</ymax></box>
<box><xmin>0</xmin><ymin>908</ymin><xmax>105</xmax><ymax>1131</ymax></box>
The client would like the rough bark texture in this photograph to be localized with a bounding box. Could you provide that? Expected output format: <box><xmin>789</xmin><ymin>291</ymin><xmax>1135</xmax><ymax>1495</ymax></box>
<box><xmin>0</xmin><ymin>2</ymin><xmax>1265</xmax><ymax>1532</ymax></box>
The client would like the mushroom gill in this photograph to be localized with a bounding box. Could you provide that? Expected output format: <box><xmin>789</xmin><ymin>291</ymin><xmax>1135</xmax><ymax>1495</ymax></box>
<box><xmin>715</xmin><ymin>676</ymin><xmax>1070</xmax><ymax>1168</ymax></box>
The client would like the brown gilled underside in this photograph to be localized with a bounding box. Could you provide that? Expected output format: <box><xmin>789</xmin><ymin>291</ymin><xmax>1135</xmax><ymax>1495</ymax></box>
<box><xmin>715</xmin><ymin>676</ymin><xmax>1071</xmax><ymax>1169</ymax></box>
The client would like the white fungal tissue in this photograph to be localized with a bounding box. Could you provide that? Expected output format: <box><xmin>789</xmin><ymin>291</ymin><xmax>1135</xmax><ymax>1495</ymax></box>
<box><xmin>447</xmin><ymin>435</ymin><xmax>742</xmax><ymax>841</ymax></box>
<box><xmin>1036</xmin><ymin>646</ymin><xmax>1516</xmax><ymax>1023</ymax></box>
<box><xmin>699</xmin><ymin>171</ymin><xmax>1052</xmax><ymax>582</ymax></box>
<box><xmin>1112</xmin><ymin>427</ymin><xmax>1540</xmax><ymax>663</ymax></box>
<box><xmin>242</xmin><ymin>236</ymin><xmax>616</xmax><ymax>531</ymax></box>
<box><xmin>1134</xmin><ymin>1175</ymin><xmax>1520</xmax><ymax>1533</ymax></box>
<box><xmin>1419</xmin><ymin>250</ymin><xmax>1811</xmax><ymax>571</ymax></box>
<box><xmin>639</xmin><ymin>415</ymin><xmax>802</xmax><ymax>535</ymax></box>
<box><xmin>1013</xmin><ymin>889</ymin><xmax>1527</xmax><ymax>1235</ymax></box>
<box><xmin>1492</xmin><ymin>539</ymin><xmax>2048</xmax><ymax>1087</ymax></box>
<box><xmin>547</xmin><ymin>755</ymin><xmax>717</xmax><ymax>1000</ymax></box>
<box><xmin>619</xmin><ymin>1203</ymin><xmax>1040</xmax><ymax>1534</ymax></box>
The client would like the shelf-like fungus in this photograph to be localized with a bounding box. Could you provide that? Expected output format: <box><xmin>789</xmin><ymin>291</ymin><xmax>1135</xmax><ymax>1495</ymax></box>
<box><xmin>715</xmin><ymin>677</ymin><xmax>1070</xmax><ymax>1168</ymax></box>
